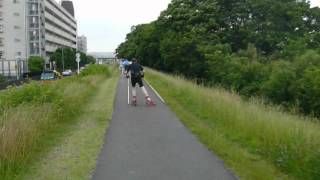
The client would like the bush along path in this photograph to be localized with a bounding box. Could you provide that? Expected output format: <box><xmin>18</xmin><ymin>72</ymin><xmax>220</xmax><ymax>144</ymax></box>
<box><xmin>92</xmin><ymin>76</ymin><xmax>236</xmax><ymax>180</ymax></box>
<box><xmin>0</xmin><ymin>65</ymin><xmax>116</xmax><ymax>179</ymax></box>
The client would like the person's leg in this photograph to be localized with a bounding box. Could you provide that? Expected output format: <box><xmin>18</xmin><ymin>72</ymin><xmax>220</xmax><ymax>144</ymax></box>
<box><xmin>131</xmin><ymin>78</ymin><xmax>137</xmax><ymax>104</ymax></box>
<box><xmin>141</xmin><ymin>86</ymin><xmax>150</xmax><ymax>99</ymax></box>
<box><xmin>132</xmin><ymin>86</ymin><xmax>137</xmax><ymax>97</ymax></box>
<box><xmin>137</xmin><ymin>78</ymin><xmax>148</xmax><ymax>97</ymax></box>
<box><xmin>138</xmin><ymin>79</ymin><xmax>155</xmax><ymax>105</ymax></box>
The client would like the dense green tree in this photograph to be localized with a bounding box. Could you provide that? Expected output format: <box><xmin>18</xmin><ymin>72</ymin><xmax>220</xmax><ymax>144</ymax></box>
<box><xmin>49</xmin><ymin>48</ymin><xmax>76</xmax><ymax>71</ymax></box>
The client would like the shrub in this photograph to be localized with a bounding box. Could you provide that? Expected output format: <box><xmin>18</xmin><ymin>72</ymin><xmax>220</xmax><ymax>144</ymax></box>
<box><xmin>28</xmin><ymin>56</ymin><xmax>44</xmax><ymax>73</ymax></box>
<box><xmin>297</xmin><ymin>67</ymin><xmax>320</xmax><ymax>116</ymax></box>
<box><xmin>261</xmin><ymin>61</ymin><xmax>297</xmax><ymax>105</ymax></box>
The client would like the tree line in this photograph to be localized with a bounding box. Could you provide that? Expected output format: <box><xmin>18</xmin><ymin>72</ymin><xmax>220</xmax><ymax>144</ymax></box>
<box><xmin>116</xmin><ymin>0</ymin><xmax>320</xmax><ymax>117</ymax></box>
<box><xmin>28</xmin><ymin>48</ymin><xmax>96</xmax><ymax>73</ymax></box>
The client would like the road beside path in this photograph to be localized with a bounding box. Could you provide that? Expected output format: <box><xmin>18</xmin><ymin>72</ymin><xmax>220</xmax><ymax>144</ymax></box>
<box><xmin>92</xmin><ymin>77</ymin><xmax>237</xmax><ymax>180</ymax></box>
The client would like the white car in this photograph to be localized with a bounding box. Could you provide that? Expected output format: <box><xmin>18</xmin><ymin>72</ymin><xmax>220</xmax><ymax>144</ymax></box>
<box><xmin>62</xmin><ymin>69</ymin><xmax>72</xmax><ymax>76</ymax></box>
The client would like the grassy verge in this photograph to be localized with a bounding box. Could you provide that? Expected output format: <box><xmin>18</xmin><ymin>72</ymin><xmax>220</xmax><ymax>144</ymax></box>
<box><xmin>23</xmin><ymin>68</ymin><xmax>118</xmax><ymax>179</ymax></box>
<box><xmin>145</xmin><ymin>68</ymin><xmax>320</xmax><ymax>180</ymax></box>
<box><xmin>0</xmin><ymin>65</ymin><xmax>112</xmax><ymax>179</ymax></box>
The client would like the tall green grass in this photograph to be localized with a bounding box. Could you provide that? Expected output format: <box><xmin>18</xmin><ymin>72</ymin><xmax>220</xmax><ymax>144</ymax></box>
<box><xmin>22</xmin><ymin>67</ymin><xmax>119</xmax><ymax>180</ymax></box>
<box><xmin>0</xmin><ymin>65</ymin><xmax>110</xmax><ymax>179</ymax></box>
<box><xmin>146</xmin><ymin>68</ymin><xmax>320</xmax><ymax>180</ymax></box>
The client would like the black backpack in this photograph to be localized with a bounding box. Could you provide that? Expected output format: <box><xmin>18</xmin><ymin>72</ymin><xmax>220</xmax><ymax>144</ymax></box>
<box><xmin>130</xmin><ymin>64</ymin><xmax>144</xmax><ymax>78</ymax></box>
<box><xmin>131</xmin><ymin>68</ymin><xmax>142</xmax><ymax>78</ymax></box>
<box><xmin>131</xmin><ymin>71</ymin><xmax>140</xmax><ymax>78</ymax></box>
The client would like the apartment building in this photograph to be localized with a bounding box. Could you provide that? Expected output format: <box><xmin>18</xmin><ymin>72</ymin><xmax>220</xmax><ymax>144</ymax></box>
<box><xmin>44</xmin><ymin>0</ymin><xmax>77</xmax><ymax>56</ymax></box>
<box><xmin>0</xmin><ymin>0</ymin><xmax>77</xmax><ymax>76</ymax></box>
<box><xmin>77</xmin><ymin>35</ymin><xmax>87</xmax><ymax>54</ymax></box>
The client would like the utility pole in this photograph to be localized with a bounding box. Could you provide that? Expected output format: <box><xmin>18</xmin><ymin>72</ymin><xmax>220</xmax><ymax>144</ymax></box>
<box><xmin>62</xmin><ymin>47</ymin><xmax>65</xmax><ymax>72</ymax></box>
<box><xmin>15</xmin><ymin>55</ymin><xmax>21</xmax><ymax>80</ymax></box>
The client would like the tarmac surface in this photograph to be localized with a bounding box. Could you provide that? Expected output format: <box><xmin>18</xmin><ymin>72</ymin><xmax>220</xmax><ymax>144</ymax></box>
<box><xmin>92</xmin><ymin>77</ymin><xmax>236</xmax><ymax>180</ymax></box>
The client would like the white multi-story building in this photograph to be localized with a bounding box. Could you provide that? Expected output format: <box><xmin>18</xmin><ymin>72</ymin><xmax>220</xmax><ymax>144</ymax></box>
<box><xmin>0</xmin><ymin>0</ymin><xmax>28</xmax><ymax>60</ymax></box>
<box><xmin>0</xmin><ymin>0</ymin><xmax>77</xmax><ymax>76</ymax></box>
<box><xmin>77</xmin><ymin>35</ymin><xmax>87</xmax><ymax>54</ymax></box>
<box><xmin>44</xmin><ymin>0</ymin><xmax>77</xmax><ymax>56</ymax></box>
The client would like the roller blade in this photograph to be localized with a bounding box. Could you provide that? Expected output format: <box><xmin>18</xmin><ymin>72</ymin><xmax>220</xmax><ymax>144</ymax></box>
<box><xmin>145</xmin><ymin>99</ymin><xmax>156</xmax><ymax>107</ymax></box>
<box><xmin>132</xmin><ymin>97</ymin><xmax>137</xmax><ymax>106</ymax></box>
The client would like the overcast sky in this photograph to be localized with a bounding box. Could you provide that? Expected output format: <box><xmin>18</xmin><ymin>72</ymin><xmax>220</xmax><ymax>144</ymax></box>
<box><xmin>69</xmin><ymin>0</ymin><xmax>319</xmax><ymax>52</ymax></box>
<box><xmin>70</xmin><ymin>0</ymin><xmax>170</xmax><ymax>52</ymax></box>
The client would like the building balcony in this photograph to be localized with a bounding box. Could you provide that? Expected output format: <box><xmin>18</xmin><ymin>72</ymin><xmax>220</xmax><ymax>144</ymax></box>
<box><xmin>44</xmin><ymin>1</ymin><xmax>77</xmax><ymax>29</ymax></box>
<box><xmin>45</xmin><ymin>13</ymin><xmax>76</xmax><ymax>35</ymax></box>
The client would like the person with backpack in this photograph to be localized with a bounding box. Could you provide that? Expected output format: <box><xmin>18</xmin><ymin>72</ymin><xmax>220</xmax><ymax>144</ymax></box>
<box><xmin>126</xmin><ymin>58</ymin><xmax>155</xmax><ymax>106</ymax></box>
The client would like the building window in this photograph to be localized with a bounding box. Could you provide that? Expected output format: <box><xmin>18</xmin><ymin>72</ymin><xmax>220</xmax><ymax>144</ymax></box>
<box><xmin>0</xmin><ymin>37</ymin><xmax>3</xmax><ymax>46</ymax></box>
<box><xmin>32</xmin><ymin>4</ymin><xmax>36</xmax><ymax>11</ymax></box>
<box><xmin>0</xmin><ymin>25</ymin><xmax>3</xmax><ymax>33</ymax></box>
<box><xmin>14</xmin><ymin>38</ymin><xmax>21</xmax><ymax>42</ymax></box>
<box><xmin>13</xmin><ymin>12</ymin><xmax>20</xmax><ymax>16</ymax></box>
<box><xmin>13</xmin><ymin>0</ymin><xmax>19</xmax><ymax>3</ymax></box>
<box><xmin>16</xmin><ymin>52</ymin><xmax>21</xmax><ymax>56</ymax></box>
<box><xmin>0</xmin><ymin>51</ymin><xmax>4</xmax><ymax>59</ymax></box>
<box><xmin>14</xmin><ymin>25</ymin><xmax>20</xmax><ymax>29</ymax></box>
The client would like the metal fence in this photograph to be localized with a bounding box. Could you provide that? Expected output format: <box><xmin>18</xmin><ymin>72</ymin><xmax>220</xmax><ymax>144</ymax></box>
<box><xmin>0</xmin><ymin>59</ymin><xmax>28</xmax><ymax>80</ymax></box>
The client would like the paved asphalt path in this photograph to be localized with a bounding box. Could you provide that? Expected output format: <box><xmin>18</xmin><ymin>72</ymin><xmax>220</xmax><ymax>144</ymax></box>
<box><xmin>92</xmin><ymin>77</ymin><xmax>236</xmax><ymax>180</ymax></box>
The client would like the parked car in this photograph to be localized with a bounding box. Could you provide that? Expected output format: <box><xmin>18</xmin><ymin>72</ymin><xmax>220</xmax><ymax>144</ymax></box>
<box><xmin>62</xmin><ymin>69</ymin><xmax>73</xmax><ymax>76</ymax></box>
<box><xmin>40</xmin><ymin>70</ymin><xmax>61</xmax><ymax>83</ymax></box>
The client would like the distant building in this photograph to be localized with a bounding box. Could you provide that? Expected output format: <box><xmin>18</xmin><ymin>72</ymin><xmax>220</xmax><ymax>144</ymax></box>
<box><xmin>0</xmin><ymin>0</ymin><xmax>77</xmax><ymax>76</ymax></box>
<box><xmin>89</xmin><ymin>52</ymin><xmax>117</xmax><ymax>64</ymax></box>
<box><xmin>77</xmin><ymin>35</ymin><xmax>87</xmax><ymax>54</ymax></box>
